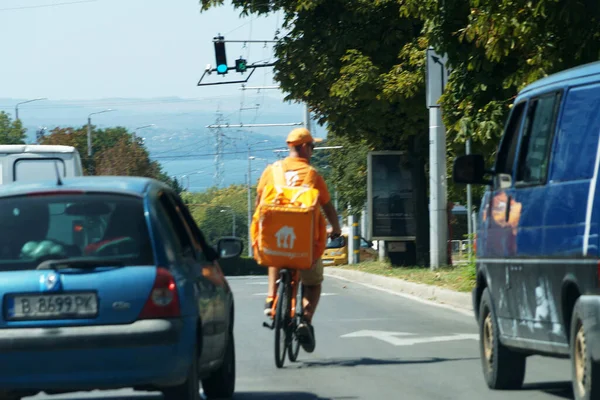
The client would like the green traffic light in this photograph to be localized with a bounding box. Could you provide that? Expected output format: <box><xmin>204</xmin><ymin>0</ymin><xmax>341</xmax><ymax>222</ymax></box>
<box><xmin>236</xmin><ymin>58</ymin><xmax>247</xmax><ymax>72</ymax></box>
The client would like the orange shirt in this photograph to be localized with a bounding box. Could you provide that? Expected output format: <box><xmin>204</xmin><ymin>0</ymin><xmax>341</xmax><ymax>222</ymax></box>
<box><xmin>256</xmin><ymin>156</ymin><xmax>331</xmax><ymax>205</ymax></box>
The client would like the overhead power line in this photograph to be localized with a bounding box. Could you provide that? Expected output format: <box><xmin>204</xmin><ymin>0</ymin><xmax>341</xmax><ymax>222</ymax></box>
<box><xmin>150</xmin><ymin>146</ymin><xmax>283</xmax><ymax>160</ymax></box>
<box><xmin>0</xmin><ymin>0</ymin><xmax>98</xmax><ymax>12</ymax></box>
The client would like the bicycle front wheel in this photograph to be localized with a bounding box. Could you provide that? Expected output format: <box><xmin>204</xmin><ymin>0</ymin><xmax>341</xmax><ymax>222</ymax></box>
<box><xmin>274</xmin><ymin>279</ymin><xmax>289</xmax><ymax>368</ymax></box>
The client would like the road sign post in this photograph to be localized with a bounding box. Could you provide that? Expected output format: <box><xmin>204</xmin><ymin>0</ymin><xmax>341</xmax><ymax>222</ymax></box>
<box><xmin>426</xmin><ymin>47</ymin><xmax>450</xmax><ymax>270</ymax></box>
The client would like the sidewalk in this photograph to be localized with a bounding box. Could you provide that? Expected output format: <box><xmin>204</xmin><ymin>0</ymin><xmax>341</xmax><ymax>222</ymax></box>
<box><xmin>324</xmin><ymin>267</ymin><xmax>473</xmax><ymax>313</ymax></box>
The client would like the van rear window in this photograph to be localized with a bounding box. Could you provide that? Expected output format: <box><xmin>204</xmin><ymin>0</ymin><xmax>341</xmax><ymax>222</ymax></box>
<box><xmin>14</xmin><ymin>158</ymin><xmax>66</xmax><ymax>182</ymax></box>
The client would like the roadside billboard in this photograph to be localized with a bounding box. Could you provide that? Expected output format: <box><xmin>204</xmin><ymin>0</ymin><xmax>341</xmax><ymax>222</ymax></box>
<box><xmin>367</xmin><ymin>151</ymin><xmax>416</xmax><ymax>241</ymax></box>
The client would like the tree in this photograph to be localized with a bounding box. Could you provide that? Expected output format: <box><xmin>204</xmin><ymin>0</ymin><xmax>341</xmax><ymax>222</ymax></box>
<box><xmin>200</xmin><ymin>0</ymin><xmax>431</xmax><ymax>265</ymax></box>
<box><xmin>403</xmin><ymin>0</ymin><xmax>600</xmax><ymax>178</ymax></box>
<box><xmin>181</xmin><ymin>185</ymin><xmax>249</xmax><ymax>249</ymax></box>
<box><xmin>0</xmin><ymin>112</ymin><xmax>27</xmax><ymax>144</ymax></box>
<box><xmin>171</xmin><ymin>177</ymin><xmax>185</xmax><ymax>195</ymax></box>
<box><xmin>39</xmin><ymin>125</ymin><xmax>177</xmax><ymax>186</ymax></box>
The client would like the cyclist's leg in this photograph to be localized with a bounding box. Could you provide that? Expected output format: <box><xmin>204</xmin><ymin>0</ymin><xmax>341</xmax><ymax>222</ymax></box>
<box><xmin>296</xmin><ymin>258</ymin><xmax>324</xmax><ymax>353</ymax></box>
<box><xmin>264</xmin><ymin>266</ymin><xmax>279</xmax><ymax>316</ymax></box>
<box><xmin>299</xmin><ymin>258</ymin><xmax>324</xmax><ymax>323</ymax></box>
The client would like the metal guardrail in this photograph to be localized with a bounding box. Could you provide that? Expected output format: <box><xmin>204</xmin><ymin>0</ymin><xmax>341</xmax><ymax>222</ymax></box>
<box><xmin>450</xmin><ymin>240</ymin><xmax>470</xmax><ymax>259</ymax></box>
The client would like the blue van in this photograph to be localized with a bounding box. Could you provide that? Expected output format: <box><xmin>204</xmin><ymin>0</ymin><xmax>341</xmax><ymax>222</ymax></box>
<box><xmin>453</xmin><ymin>61</ymin><xmax>600</xmax><ymax>400</ymax></box>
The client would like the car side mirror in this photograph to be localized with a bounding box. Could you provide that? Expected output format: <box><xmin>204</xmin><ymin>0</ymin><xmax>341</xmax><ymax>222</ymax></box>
<box><xmin>217</xmin><ymin>237</ymin><xmax>244</xmax><ymax>259</ymax></box>
<box><xmin>453</xmin><ymin>154</ymin><xmax>492</xmax><ymax>185</ymax></box>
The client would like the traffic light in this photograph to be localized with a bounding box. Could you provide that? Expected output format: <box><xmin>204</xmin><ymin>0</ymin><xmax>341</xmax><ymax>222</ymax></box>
<box><xmin>235</xmin><ymin>58</ymin><xmax>247</xmax><ymax>73</ymax></box>
<box><xmin>213</xmin><ymin>35</ymin><xmax>228</xmax><ymax>75</ymax></box>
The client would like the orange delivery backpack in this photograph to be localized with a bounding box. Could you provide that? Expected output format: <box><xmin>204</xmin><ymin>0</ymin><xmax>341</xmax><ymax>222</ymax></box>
<box><xmin>250</xmin><ymin>160</ymin><xmax>327</xmax><ymax>270</ymax></box>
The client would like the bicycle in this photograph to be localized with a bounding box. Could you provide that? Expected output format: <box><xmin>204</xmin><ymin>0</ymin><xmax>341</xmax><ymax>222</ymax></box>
<box><xmin>262</xmin><ymin>267</ymin><xmax>305</xmax><ymax>368</ymax></box>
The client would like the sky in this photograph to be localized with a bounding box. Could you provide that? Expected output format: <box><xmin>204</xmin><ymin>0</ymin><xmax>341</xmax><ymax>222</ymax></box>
<box><xmin>0</xmin><ymin>0</ymin><xmax>285</xmax><ymax>101</ymax></box>
<box><xmin>0</xmin><ymin>0</ymin><xmax>328</xmax><ymax>191</ymax></box>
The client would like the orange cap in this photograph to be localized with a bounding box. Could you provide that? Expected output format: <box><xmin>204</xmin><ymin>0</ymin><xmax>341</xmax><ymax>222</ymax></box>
<box><xmin>286</xmin><ymin>127</ymin><xmax>323</xmax><ymax>147</ymax></box>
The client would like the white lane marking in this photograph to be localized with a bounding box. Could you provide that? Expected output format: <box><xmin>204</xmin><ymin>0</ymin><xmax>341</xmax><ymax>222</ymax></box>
<box><xmin>226</xmin><ymin>276</ymin><xmax>265</xmax><ymax>280</ymax></box>
<box><xmin>329</xmin><ymin>317</ymin><xmax>397</xmax><ymax>322</ymax></box>
<box><xmin>324</xmin><ymin>273</ymin><xmax>473</xmax><ymax>317</ymax></box>
<box><xmin>341</xmin><ymin>330</ymin><xmax>479</xmax><ymax>346</ymax></box>
<box><xmin>584</xmin><ymin>128</ymin><xmax>600</xmax><ymax>256</ymax></box>
<box><xmin>252</xmin><ymin>292</ymin><xmax>338</xmax><ymax>296</ymax></box>
<box><xmin>247</xmin><ymin>282</ymin><xmax>268</xmax><ymax>285</ymax></box>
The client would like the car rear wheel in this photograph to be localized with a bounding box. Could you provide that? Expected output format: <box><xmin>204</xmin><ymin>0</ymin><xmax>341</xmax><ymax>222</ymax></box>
<box><xmin>202</xmin><ymin>330</ymin><xmax>236</xmax><ymax>399</ymax></box>
<box><xmin>479</xmin><ymin>288</ymin><xmax>526</xmax><ymax>389</ymax></box>
<box><xmin>162</xmin><ymin>345</ymin><xmax>200</xmax><ymax>400</ymax></box>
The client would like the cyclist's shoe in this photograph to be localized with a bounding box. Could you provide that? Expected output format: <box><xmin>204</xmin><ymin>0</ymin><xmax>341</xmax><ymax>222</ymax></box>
<box><xmin>264</xmin><ymin>299</ymin><xmax>273</xmax><ymax>317</ymax></box>
<box><xmin>296</xmin><ymin>322</ymin><xmax>316</xmax><ymax>353</ymax></box>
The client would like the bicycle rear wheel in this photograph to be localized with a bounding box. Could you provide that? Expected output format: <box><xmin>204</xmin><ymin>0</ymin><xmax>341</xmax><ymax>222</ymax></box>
<box><xmin>288</xmin><ymin>282</ymin><xmax>303</xmax><ymax>362</ymax></box>
<box><xmin>274</xmin><ymin>276</ymin><xmax>289</xmax><ymax>368</ymax></box>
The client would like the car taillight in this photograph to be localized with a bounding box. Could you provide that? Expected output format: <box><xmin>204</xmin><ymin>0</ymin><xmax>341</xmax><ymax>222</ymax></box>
<box><xmin>138</xmin><ymin>267</ymin><xmax>181</xmax><ymax>319</ymax></box>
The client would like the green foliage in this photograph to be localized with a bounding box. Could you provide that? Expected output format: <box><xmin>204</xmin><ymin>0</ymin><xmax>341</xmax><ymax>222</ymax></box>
<box><xmin>181</xmin><ymin>185</ymin><xmax>249</xmax><ymax>249</ymax></box>
<box><xmin>170</xmin><ymin>177</ymin><xmax>185</xmax><ymax>195</ymax></box>
<box><xmin>39</xmin><ymin>125</ymin><xmax>176</xmax><ymax>187</ymax></box>
<box><xmin>0</xmin><ymin>112</ymin><xmax>27</xmax><ymax>144</ymax></box>
<box><xmin>403</xmin><ymin>0</ymin><xmax>600</xmax><ymax>168</ymax></box>
<box><xmin>200</xmin><ymin>0</ymin><xmax>427</xmax><ymax>150</ymax></box>
<box><xmin>462</xmin><ymin>233</ymin><xmax>477</xmax><ymax>285</ymax></box>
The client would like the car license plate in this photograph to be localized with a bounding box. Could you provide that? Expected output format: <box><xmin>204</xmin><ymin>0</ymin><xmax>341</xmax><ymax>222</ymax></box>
<box><xmin>6</xmin><ymin>292</ymin><xmax>98</xmax><ymax>320</ymax></box>
<box><xmin>322</xmin><ymin>260</ymin><xmax>334</xmax><ymax>265</ymax></box>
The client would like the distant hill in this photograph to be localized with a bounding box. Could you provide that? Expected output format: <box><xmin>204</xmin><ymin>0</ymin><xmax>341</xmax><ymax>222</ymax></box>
<box><xmin>0</xmin><ymin>96</ymin><xmax>329</xmax><ymax>189</ymax></box>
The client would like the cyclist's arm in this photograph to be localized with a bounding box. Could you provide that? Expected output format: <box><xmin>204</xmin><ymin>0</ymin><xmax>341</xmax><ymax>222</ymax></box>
<box><xmin>322</xmin><ymin>201</ymin><xmax>341</xmax><ymax>236</ymax></box>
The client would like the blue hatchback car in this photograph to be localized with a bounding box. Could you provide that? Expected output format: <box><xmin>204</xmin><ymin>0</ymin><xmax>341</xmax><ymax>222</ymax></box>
<box><xmin>0</xmin><ymin>176</ymin><xmax>241</xmax><ymax>400</ymax></box>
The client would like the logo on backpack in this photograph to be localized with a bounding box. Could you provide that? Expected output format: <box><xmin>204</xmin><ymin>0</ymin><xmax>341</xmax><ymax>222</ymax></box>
<box><xmin>275</xmin><ymin>226</ymin><xmax>296</xmax><ymax>249</ymax></box>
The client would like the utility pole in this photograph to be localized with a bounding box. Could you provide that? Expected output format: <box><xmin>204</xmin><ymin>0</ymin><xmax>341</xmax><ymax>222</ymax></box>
<box><xmin>246</xmin><ymin>140</ymin><xmax>269</xmax><ymax>257</ymax></box>
<box><xmin>466</xmin><ymin>138</ymin><xmax>473</xmax><ymax>258</ymax></box>
<box><xmin>87</xmin><ymin>109</ymin><xmax>115</xmax><ymax>175</ymax></box>
<box><xmin>209</xmin><ymin>112</ymin><xmax>226</xmax><ymax>188</ymax></box>
<box><xmin>246</xmin><ymin>172</ymin><xmax>252</xmax><ymax>256</ymax></box>
<box><xmin>304</xmin><ymin>103</ymin><xmax>312</xmax><ymax>132</ymax></box>
<box><xmin>426</xmin><ymin>47</ymin><xmax>450</xmax><ymax>270</ymax></box>
<box><xmin>15</xmin><ymin>98</ymin><xmax>47</xmax><ymax>121</ymax></box>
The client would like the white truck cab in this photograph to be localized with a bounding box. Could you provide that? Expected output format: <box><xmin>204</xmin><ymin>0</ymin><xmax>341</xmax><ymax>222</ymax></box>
<box><xmin>0</xmin><ymin>145</ymin><xmax>84</xmax><ymax>184</ymax></box>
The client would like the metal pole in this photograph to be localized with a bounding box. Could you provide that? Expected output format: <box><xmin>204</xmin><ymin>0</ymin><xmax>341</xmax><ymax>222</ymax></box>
<box><xmin>466</xmin><ymin>138</ymin><xmax>473</xmax><ymax>258</ymax></box>
<box><xmin>334</xmin><ymin>189</ymin><xmax>339</xmax><ymax>213</ymax></box>
<box><xmin>353</xmin><ymin>218</ymin><xmax>360</xmax><ymax>264</ymax></box>
<box><xmin>87</xmin><ymin>117</ymin><xmax>92</xmax><ymax>158</ymax></box>
<box><xmin>233</xmin><ymin>211</ymin><xmax>236</xmax><ymax>237</ymax></box>
<box><xmin>304</xmin><ymin>104</ymin><xmax>311</xmax><ymax>132</ymax></box>
<box><xmin>247</xmin><ymin>148</ymin><xmax>253</xmax><ymax>256</ymax></box>
<box><xmin>15</xmin><ymin>106</ymin><xmax>18</xmax><ymax>121</ymax></box>
<box><xmin>429</xmin><ymin>106</ymin><xmax>448</xmax><ymax>269</ymax></box>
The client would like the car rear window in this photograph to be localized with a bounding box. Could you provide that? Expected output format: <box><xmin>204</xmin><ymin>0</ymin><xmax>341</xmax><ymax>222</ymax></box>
<box><xmin>0</xmin><ymin>193</ymin><xmax>154</xmax><ymax>270</ymax></box>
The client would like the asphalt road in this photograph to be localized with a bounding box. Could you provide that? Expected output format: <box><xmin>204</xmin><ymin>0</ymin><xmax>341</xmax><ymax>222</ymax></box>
<box><xmin>29</xmin><ymin>274</ymin><xmax>573</xmax><ymax>400</ymax></box>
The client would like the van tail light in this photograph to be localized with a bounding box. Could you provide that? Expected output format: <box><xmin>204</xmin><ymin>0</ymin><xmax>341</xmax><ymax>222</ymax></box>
<box><xmin>138</xmin><ymin>267</ymin><xmax>181</xmax><ymax>319</ymax></box>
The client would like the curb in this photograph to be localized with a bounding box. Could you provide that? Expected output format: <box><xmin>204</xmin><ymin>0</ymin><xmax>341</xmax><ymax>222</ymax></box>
<box><xmin>324</xmin><ymin>267</ymin><xmax>473</xmax><ymax>313</ymax></box>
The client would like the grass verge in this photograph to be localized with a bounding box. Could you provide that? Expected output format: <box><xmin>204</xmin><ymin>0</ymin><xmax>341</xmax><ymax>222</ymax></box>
<box><xmin>334</xmin><ymin>261</ymin><xmax>476</xmax><ymax>293</ymax></box>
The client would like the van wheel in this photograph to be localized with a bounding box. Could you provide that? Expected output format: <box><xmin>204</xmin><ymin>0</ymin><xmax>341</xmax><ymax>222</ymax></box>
<box><xmin>479</xmin><ymin>288</ymin><xmax>526</xmax><ymax>389</ymax></box>
<box><xmin>202</xmin><ymin>331</ymin><xmax>236</xmax><ymax>399</ymax></box>
<box><xmin>570</xmin><ymin>299</ymin><xmax>600</xmax><ymax>400</ymax></box>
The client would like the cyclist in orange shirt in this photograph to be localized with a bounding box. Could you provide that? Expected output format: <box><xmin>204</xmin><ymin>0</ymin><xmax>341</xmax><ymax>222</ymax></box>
<box><xmin>255</xmin><ymin>127</ymin><xmax>342</xmax><ymax>353</ymax></box>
